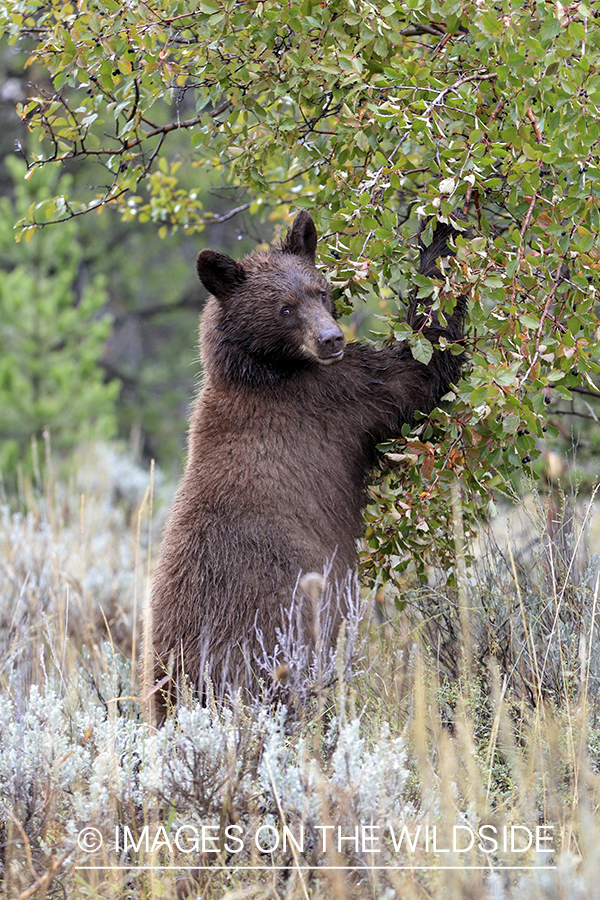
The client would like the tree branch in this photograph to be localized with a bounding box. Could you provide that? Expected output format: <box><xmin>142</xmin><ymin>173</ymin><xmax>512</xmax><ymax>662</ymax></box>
<box><xmin>570</xmin><ymin>385</ymin><xmax>600</xmax><ymax>399</ymax></box>
<box><xmin>25</xmin><ymin>98</ymin><xmax>233</xmax><ymax>167</ymax></box>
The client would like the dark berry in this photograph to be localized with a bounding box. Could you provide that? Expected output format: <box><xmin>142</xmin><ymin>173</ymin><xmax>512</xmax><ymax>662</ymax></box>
<box><xmin>544</xmin><ymin>395</ymin><xmax>551</xmax><ymax>405</ymax></box>
<box><xmin>522</xmin><ymin>455</ymin><xmax>531</xmax><ymax>464</ymax></box>
<box><xmin>542</xmin><ymin>426</ymin><xmax>547</xmax><ymax>432</ymax></box>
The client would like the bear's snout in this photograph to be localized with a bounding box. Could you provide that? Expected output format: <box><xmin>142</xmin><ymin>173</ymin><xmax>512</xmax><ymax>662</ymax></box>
<box><xmin>317</xmin><ymin>326</ymin><xmax>345</xmax><ymax>361</ymax></box>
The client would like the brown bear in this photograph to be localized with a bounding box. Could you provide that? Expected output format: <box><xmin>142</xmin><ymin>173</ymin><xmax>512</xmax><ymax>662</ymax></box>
<box><xmin>148</xmin><ymin>211</ymin><xmax>466</xmax><ymax>717</ymax></box>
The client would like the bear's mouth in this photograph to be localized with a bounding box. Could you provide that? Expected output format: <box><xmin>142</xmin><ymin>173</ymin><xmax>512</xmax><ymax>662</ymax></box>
<box><xmin>300</xmin><ymin>342</ymin><xmax>345</xmax><ymax>364</ymax></box>
<box><xmin>317</xmin><ymin>348</ymin><xmax>344</xmax><ymax>365</ymax></box>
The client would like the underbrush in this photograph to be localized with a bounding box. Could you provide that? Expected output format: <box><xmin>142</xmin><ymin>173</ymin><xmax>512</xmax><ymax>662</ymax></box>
<box><xmin>0</xmin><ymin>444</ymin><xmax>599</xmax><ymax>899</ymax></box>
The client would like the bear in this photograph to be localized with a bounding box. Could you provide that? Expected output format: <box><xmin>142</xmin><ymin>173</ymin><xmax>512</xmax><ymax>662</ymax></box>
<box><xmin>148</xmin><ymin>211</ymin><xmax>466</xmax><ymax>719</ymax></box>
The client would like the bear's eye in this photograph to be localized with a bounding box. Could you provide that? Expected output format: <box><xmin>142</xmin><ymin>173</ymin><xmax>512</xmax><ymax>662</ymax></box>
<box><xmin>319</xmin><ymin>291</ymin><xmax>329</xmax><ymax>304</ymax></box>
<box><xmin>280</xmin><ymin>307</ymin><xmax>293</xmax><ymax>317</ymax></box>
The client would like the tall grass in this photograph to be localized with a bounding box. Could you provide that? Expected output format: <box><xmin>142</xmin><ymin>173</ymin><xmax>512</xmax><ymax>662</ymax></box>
<box><xmin>0</xmin><ymin>443</ymin><xmax>599</xmax><ymax>899</ymax></box>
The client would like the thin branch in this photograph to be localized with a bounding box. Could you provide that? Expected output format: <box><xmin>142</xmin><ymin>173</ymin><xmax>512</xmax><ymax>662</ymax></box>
<box><xmin>511</xmin><ymin>193</ymin><xmax>538</xmax><ymax>307</ymax></box>
<box><xmin>25</xmin><ymin>99</ymin><xmax>233</xmax><ymax>167</ymax></box>
<box><xmin>584</xmin><ymin>400</ymin><xmax>599</xmax><ymax>422</ymax></box>
<box><xmin>526</xmin><ymin>106</ymin><xmax>544</xmax><ymax>143</ymax></box>
<box><xmin>488</xmin><ymin>99</ymin><xmax>505</xmax><ymax>124</ymax></box>
<box><xmin>400</xmin><ymin>24</ymin><xmax>446</xmax><ymax>37</ymax></box>
<box><xmin>423</xmin><ymin>71</ymin><xmax>496</xmax><ymax>117</ymax></box>
<box><xmin>28</xmin><ymin>197</ymin><xmax>251</xmax><ymax>230</ymax></box>
<box><xmin>202</xmin><ymin>201</ymin><xmax>252</xmax><ymax>223</ymax></box>
<box><xmin>570</xmin><ymin>385</ymin><xmax>600</xmax><ymax>399</ymax></box>
<box><xmin>14</xmin><ymin>847</ymin><xmax>74</xmax><ymax>900</ymax></box>
<box><xmin>551</xmin><ymin>409</ymin><xmax>600</xmax><ymax>421</ymax></box>
<box><xmin>520</xmin><ymin>251</ymin><xmax>574</xmax><ymax>387</ymax></box>
<box><xmin>5</xmin><ymin>812</ymin><xmax>37</xmax><ymax>880</ymax></box>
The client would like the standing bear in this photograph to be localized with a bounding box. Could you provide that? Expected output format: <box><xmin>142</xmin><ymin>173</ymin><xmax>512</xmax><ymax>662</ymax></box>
<box><xmin>149</xmin><ymin>211</ymin><xmax>466</xmax><ymax>716</ymax></box>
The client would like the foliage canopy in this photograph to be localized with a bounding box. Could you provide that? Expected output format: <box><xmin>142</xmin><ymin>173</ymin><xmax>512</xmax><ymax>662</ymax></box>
<box><xmin>2</xmin><ymin>0</ymin><xmax>599</xmax><ymax>581</ymax></box>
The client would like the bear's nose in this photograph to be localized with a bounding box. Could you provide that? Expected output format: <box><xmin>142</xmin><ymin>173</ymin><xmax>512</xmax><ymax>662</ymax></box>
<box><xmin>317</xmin><ymin>326</ymin><xmax>345</xmax><ymax>356</ymax></box>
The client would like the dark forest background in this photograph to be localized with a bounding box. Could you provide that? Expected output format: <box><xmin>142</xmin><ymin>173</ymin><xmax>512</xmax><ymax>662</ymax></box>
<box><xmin>0</xmin><ymin>35</ymin><xmax>267</xmax><ymax>479</ymax></box>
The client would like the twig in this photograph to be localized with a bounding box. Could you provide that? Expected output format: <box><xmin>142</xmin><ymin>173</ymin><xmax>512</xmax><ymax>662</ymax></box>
<box><xmin>526</xmin><ymin>106</ymin><xmax>543</xmax><ymax>143</ymax></box>
<box><xmin>5</xmin><ymin>812</ymin><xmax>37</xmax><ymax>880</ymax></box>
<box><xmin>400</xmin><ymin>24</ymin><xmax>446</xmax><ymax>37</ymax></box>
<box><xmin>25</xmin><ymin>99</ymin><xmax>233</xmax><ymax>167</ymax></box>
<box><xmin>571</xmin><ymin>385</ymin><xmax>600</xmax><ymax>399</ymax></box>
<box><xmin>510</xmin><ymin>193</ymin><xmax>538</xmax><ymax>305</ymax></box>
<box><xmin>423</xmin><ymin>71</ymin><xmax>496</xmax><ymax>117</ymax></box>
<box><xmin>520</xmin><ymin>252</ymin><xmax>570</xmax><ymax>386</ymax></box>
<box><xmin>13</xmin><ymin>847</ymin><xmax>74</xmax><ymax>900</ymax></box>
<box><xmin>431</xmin><ymin>31</ymin><xmax>455</xmax><ymax>57</ymax></box>
<box><xmin>386</xmin><ymin>72</ymin><xmax>496</xmax><ymax>168</ymax></box>
<box><xmin>551</xmin><ymin>409</ymin><xmax>600</xmax><ymax>421</ymax></box>
<box><xmin>488</xmin><ymin>99</ymin><xmax>505</xmax><ymax>124</ymax></box>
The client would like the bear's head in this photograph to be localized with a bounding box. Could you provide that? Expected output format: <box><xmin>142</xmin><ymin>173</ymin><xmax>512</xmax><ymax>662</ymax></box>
<box><xmin>196</xmin><ymin>212</ymin><xmax>345</xmax><ymax>381</ymax></box>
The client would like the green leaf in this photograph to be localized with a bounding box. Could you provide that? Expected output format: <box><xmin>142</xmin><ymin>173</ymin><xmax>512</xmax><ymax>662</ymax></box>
<box><xmin>503</xmin><ymin>414</ymin><xmax>519</xmax><ymax>434</ymax></box>
<box><xmin>521</xmin><ymin>314</ymin><xmax>539</xmax><ymax>329</ymax></box>
<box><xmin>394</xmin><ymin>324</ymin><xmax>413</xmax><ymax>342</ymax></box>
<box><xmin>420</xmin><ymin>219</ymin><xmax>434</xmax><ymax>248</ymax></box>
<box><xmin>410</xmin><ymin>334</ymin><xmax>433</xmax><ymax>365</ymax></box>
<box><xmin>470</xmin><ymin>386</ymin><xmax>489</xmax><ymax>406</ymax></box>
<box><xmin>540</xmin><ymin>17</ymin><xmax>561</xmax><ymax>42</ymax></box>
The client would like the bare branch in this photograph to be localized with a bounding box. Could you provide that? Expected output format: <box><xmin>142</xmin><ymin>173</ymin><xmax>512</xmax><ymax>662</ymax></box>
<box><xmin>551</xmin><ymin>409</ymin><xmax>600</xmax><ymax>421</ymax></box>
<box><xmin>24</xmin><ymin>98</ymin><xmax>233</xmax><ymax>167</ymax></box>
<box><xmin>571</xmin><ymin>385</ymin><xmax>600</xmax><ymax>399</ymax></box>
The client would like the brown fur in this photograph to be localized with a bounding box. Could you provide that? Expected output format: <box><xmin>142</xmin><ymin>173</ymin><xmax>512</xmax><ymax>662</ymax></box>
<box><xmin>148</xmin><ymin>212</ymin><xmax>466</xmax><ymax>717</ymax></box>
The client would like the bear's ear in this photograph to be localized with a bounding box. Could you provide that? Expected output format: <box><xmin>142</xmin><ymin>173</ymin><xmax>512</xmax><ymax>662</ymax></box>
<box><xmin>196</xmin><ymin>249</ymin><xmax>246</xmax><ymax>301</ymax></box>
<box><xmin>280</xmin><ymin>210</ymin><xmax>318</xmax><ymax>265</ymax></box>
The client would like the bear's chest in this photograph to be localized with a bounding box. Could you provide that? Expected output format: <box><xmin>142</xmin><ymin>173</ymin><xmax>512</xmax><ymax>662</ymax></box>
<box><xmin>187</xmin><ymin>383</ymin><xmax>369</xmax><ymax>525</ymax></box>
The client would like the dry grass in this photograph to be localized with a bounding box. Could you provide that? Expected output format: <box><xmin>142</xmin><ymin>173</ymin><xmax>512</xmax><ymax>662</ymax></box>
<box><xmin>0</xmin><ymin>443</ymin><xmax>599</xmax><ymax>900</ymax></box>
